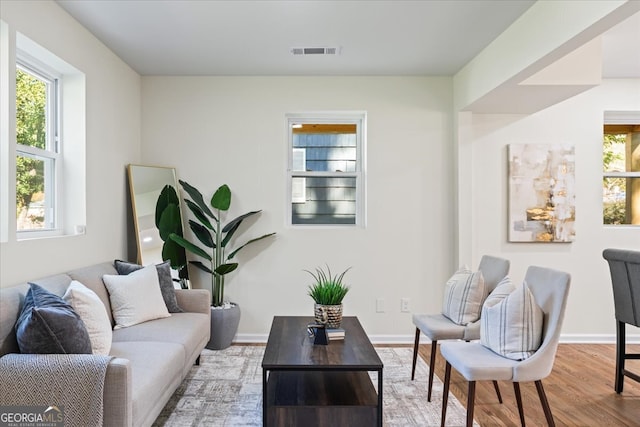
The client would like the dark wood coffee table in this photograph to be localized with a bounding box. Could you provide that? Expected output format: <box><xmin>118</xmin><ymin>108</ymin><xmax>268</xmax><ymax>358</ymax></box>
<box><xmin>262</xmin><ymin>316</ymin><xmax>383</xmax><ymax>427</ymax></box>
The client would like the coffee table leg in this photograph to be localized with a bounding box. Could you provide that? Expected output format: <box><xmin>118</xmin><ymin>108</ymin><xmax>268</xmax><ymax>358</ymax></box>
<box><xmin>263</xmin><ymin>368</ymin><xmax>268</xmax><ymax>427</ymax></box>
<box><xmin>378</xmin><ymin>369</ymin><xmax>383</xmax><ymax>427</ymax></box>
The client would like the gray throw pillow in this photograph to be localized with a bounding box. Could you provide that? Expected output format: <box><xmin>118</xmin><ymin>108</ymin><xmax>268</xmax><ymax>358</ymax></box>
<box><xmin>15</xmin><ymin>283</ymin><xmax>92</xmax><ymax>354</ymax></box>
<box><xmin>113</xmin><ymin>260</ymin><xmax>183</xmax><ymax>313</ymax></box>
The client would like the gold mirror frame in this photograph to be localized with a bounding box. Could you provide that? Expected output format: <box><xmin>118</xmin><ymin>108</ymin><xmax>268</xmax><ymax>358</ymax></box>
<box><xmin>127</xmin><ymin>164</ymin><xmax>185</xmax><ymax>270</ymax></box>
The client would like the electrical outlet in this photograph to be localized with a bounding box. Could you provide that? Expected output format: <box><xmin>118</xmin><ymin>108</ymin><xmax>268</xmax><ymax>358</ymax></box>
<box><xmin>376</xmin><ymin>298</ymin><xmax>385</xmax><ymax>313</ymax></box>
<box><xmin>401</xmin><ymin>298</ymin><xmax>410</xmax><ymax>312</ymax></box>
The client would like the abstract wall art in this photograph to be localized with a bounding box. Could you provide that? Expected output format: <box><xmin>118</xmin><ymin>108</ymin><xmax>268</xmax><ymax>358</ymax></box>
<box><xmin>508</xmin><ymin>144</ymin><xmax>576</xmax><ymax>242</ymax></box>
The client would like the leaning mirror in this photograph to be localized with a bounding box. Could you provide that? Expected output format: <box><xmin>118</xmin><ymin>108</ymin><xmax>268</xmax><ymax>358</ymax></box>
<box><xmin>127</xmin><ymin>164</ymin><xmax>188</xmax><ymax>284</ymax></box>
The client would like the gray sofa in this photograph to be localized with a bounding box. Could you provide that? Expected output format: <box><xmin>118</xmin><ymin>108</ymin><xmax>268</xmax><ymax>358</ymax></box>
<box><xmin>0</xmin><ymin>262</ymin><xmax>210</xmax><ymax>427</ymax></box>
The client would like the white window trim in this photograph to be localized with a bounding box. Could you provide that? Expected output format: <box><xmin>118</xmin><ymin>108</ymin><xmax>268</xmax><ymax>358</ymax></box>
<box><xmin>286</xmin><ymin>112</ymin><xmax>366</xmax><ymax>228</ymax></box>
<box><xmin>0</xmin><ymin>30</ymin><xmax>86</xmax><ymax>242</ymax></box>
<box><xmin>16</xmin><ymin>53</ymin><xmax>63</xmax><ymax>238</ymax></box>
<box><xmin>603</xmin><ymin>110</ymin><xmax>640</xmax><ymax>227</ymax></box>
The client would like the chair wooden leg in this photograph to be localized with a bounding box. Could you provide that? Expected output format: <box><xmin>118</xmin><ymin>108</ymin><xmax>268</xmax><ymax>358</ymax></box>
<box><xmin>441</xmin><ymin>361</ymin><xmax>451</xmax><ymax>427</ymax></box>
<box><xmin>428</xmin><ymin>340</ymin><xmax>437</xmax><ymax>402</ymax></box>
<box><xmin>535</xmin><ymin>380</ymin><xmax>555</xmax><ymax>427</ymax></box>
<box><xmin>513</xmin><ymin>382</ymin><xmax>525</xmax><ymax>426</ymax></box>
<box><xmin>615</xmin><ymin>320</ymin><xmax>625</xmax><ymax>393</ymax></box>
<box><xmin>493</xmin><ymin>380</ymin><xmax>503</xmax><ymax>403</ymax></box>
<box><xmin>467</xmin><ymin>381</ymin><xmax>476</xmax><ymax>427</ymax></box>
<box><xmin>411</xmin><ymin>328</ymin><xmax>420</xmax><ymax>380</ymax></box>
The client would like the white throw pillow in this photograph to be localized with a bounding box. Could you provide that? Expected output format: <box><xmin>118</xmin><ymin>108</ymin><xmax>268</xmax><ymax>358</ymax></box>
<box><xmin>480</xmin><ymin>281</ymin><xmax>544</xmax><ymax>361</ymax></box>
<box><xmin>63</xmin><ymin>280</ymin><xmax>113</xmax><ymax>355</ymax></box>
<box><xmin>441</xmin><ymin>267</ymin><xmax>486</xmax><ymax>326</ymax></box>
<box><xmin>483</xmin><ymin>276</ymin><xmax>515</xmax><ymax>309</ymax></box>
<box><xmin>103</xmin><ymin>264</ymin><xmax>170</xmax><ymax>330</ymax></box>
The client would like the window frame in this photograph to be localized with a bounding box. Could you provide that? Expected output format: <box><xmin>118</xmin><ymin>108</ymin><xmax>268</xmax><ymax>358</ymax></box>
<box><xmin>16</xmin><ymin>52</ymin><xmax>62</xmax><ymax>238</ymax></box>
<box><xmin>286</xmin><ymin>112</ymin><xmax>366</xmax><ymax>227</ymax></box>
<box><xmin>603</xmin><ymin>111</ymin><xmax>640</xmax><ymax>227</ymax></box>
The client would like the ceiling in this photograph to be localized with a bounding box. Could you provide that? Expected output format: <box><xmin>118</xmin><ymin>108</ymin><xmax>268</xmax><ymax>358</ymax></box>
<box><xmin>55</xmin><ymin>0</ymin><xmax>639</xmax><ymax>78</ymax></box>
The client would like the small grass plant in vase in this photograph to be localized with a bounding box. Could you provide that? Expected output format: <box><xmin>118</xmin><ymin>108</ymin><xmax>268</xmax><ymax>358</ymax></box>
<box><xmin>306</xmin><ymin>265</ymin><xmax>351</xmax><ymax>330</ymax></box>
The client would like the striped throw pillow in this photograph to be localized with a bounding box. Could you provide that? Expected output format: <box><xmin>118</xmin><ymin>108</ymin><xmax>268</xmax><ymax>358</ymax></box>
<box><xmin>480</xmin><ymin>280</ymin><xmax>543</xmax><ymax>361</ymax></box>
<box><xmin>483</xmin><ymin>276</ymin><xmax>515</xmax><ymax>308</ymax></box>
<box><xmin>441</xmin><ymin>267</ymin><xmax>486</xmax><ymax>326</ymax></box>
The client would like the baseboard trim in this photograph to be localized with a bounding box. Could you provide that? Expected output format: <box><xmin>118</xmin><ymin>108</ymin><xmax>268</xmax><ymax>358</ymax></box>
<box><xmin>234</xmin><ymin>333</ymin><xmax>640</xmax><ymax>345</ymax></box>
<box><xmin>559</xmin><ymin>334</ymin><xmax>640</xmax><ymax>344</ymax></box>
<box><xmin>234</xmin><ymin>334</ymin><xmax>268</xmax><ymax>344</ymax></box>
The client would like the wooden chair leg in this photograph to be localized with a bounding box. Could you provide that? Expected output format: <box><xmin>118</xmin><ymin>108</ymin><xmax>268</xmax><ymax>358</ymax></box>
<box><xmin>411</xmin><ymin>328</ymin><xmax>420</xmax><ymax>380</ymax></box>
<box><xmin>441</xmin><ymin>361</ymin><xmax>451</xmax><ymax>427</ymax></box>
<box><xmin>467</xmin><ymin>381</ymin><xmax>476</xmax><ymax>427</ymax></box>
<box><xmin>535</xmin><ymin>380</ymin><xmax>556</xmax><ymax>427</ymax></box>
<box><xmin>428</xmin><ymin>340</ymin><xmax>437</xmax><ymax>402</ymax></box>
<box><xmin>514</xmin><ymin>382</ymin><xmax>525</xmax><ymax>426</ymax></box>
<box><xmin>616</xmin><ymin>320</ymin><xmax>625</xmax><ymax>393</ymax></box>
<box><xmin>493</xmin><ymin>380</ymin><xmax>503</xmax><ymax>403</ymax></box>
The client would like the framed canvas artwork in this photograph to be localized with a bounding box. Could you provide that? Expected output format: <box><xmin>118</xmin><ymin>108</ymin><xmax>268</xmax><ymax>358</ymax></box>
<box><xmin>508</xmin><ymin>144</ymin><xmax>575</xmax><ymax>242</ymax></box>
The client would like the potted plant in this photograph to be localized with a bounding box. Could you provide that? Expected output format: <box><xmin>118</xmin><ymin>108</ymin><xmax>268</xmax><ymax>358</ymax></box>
<box><xmin>155</xmin><ymin>184</ymin><xmax>189</xmax><ymax>287</ymax></box>
<box><xmin>170</xmin><ymin>180</ymin><xmax>275</xmax><ymax>349</ymax></box>
<box><xmin>306</xmin><ymin>265</ymin><xmax>351</xmax><ymax>328</ymax></box>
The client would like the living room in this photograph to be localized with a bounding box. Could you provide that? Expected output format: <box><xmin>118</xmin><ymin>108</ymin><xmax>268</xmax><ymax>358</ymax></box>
<box><xmin>1</xmin><ymin>0</ymin><xmax>639</xmax><ymax>426</ymax></box>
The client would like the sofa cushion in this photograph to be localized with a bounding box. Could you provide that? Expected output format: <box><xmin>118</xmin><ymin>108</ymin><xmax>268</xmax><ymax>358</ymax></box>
<box><xmin>63</xmin><ymin>280</ymin><xmax>113</xmax><ymax>355</ymax></box>
<box><xmin>103</xmin><ymin>265</ymin><xmax>171</xmax><ymax>330</ymax></box>
<box><xmin>114</xmin><ymin>260</ymin><xmax>183</xmax><ymax>313</ymax></box>
<box><xmin>442</xmin><ymin>267</ymin><xmax>486</xmax><ymax>326</ymax></box>
<box><xmin>112</xmin><ymin>312</ymin><xmax>209</xmax><ymax>370</ymax></box>
<box><xmin>15</xmin><ymin>283</ymin><xmax>92</xmax><ymax>354</ymax></box>
<box><xmin>109</xmin><ymin>341</ymin><xmax>185</xmax><ymax>427</ymax></box>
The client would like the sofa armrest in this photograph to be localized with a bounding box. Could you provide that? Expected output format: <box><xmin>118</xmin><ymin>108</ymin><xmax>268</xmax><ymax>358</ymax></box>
<box><xmin>175</xmin><ymin>288</ymin><xmax>210</xmax><ymax>315</ymax></box>
<box><xmin>0</xmin><ymin>354</ymin><xmax>131</xmax><ymax>427</ymax></box>
<box><xmin>103</xmin><ymin>357</ymin><xmax>132</xmax><ymax>427</ymax></box>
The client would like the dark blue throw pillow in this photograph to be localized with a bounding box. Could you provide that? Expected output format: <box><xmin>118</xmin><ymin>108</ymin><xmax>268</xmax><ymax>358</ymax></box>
<box><xmin>15</xmin><ymin>283</ymin><xmax>92</xmax><ymax>354</ymax></box>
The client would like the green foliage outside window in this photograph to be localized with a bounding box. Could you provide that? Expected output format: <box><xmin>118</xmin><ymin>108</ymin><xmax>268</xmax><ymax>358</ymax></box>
<box><xmin>16</xmin><ymin>69</ymin><xmax>46</xmax><ymax>220</ymax></box>
<box><xmin>603</xmin><ymin>133</ymin><xmax>626</xmax><ymax>225</ymax></box>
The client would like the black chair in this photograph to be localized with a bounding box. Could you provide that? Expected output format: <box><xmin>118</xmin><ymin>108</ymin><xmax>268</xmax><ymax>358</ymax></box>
<box><xmin>602</xmin><ymin>248</ymin><xmax>640</xmax><ymax>393</ymax></box>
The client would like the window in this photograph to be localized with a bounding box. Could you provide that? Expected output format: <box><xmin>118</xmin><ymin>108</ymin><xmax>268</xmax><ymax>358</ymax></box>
<box><xmin>603</xmin><ymin>120</ymin><xmax>640</xmax><ymax>225</ymax></box>
<box><xmin>16</xmin><ymin>62</ymin><xmax>60</xmax><ymax>233</ymax></box>
<box><xmin>0</xmin><ymin>30</ymin><xmax>86</xmax><ymax>242</ymax></box>
<box><xmin>287</xmin><ymin>113</ymin><xmax>366</xmax><ymax>226</ymax></box>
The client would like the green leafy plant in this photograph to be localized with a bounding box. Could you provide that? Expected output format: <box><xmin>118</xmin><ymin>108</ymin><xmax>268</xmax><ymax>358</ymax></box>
<box><xmin>306</xmin><ymin>265</ymin><xmax>351</xmax><ymax>305</ymax></box>
<box><xmin>169</xmin><ymin>180</ymin><xmax>275</xmax><ymax>307</ymax></box>
<box><xmin>155</xmin><ymin>184</ymin><xmax>188</xmax><ymax>283</ymax></box>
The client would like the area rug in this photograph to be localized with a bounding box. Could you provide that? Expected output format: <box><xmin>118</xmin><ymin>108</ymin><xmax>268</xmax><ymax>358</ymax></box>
<box><xmin>153</xmin><ymin>346</ymin><xmax>476</xmax><ymax>426</ymax></box>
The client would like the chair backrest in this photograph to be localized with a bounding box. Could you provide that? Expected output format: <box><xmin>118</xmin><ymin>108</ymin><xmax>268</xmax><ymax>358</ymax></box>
<box><xmin>478</xmin><ymin>255</ymin><xmax>511</xmax><ymax>293</ymax></box>
<box><xmin>603</xmin><ymin>248</ymin><xmax>640</xmax><ymax>327</ymax></box>
<box><xmin>513</xmin><ymin>265</ymin><xmax>571</xmax><ymax>382</ymax></box>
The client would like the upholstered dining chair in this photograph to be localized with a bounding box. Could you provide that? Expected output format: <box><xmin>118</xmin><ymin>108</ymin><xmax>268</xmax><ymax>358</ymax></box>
<box><xmin>411</xmin><ymin>255</ymin><xmax>510</xmax><ymax>401</ymax></box>
<box><xmin>439</xmin><ymin>265</ymin><xmax>571</xmax><ymax>427</ymax></box>
<box><xmin>602</xmin><ymin>248</ymin><xmax>640</xmax><ymax>393</ymax></box>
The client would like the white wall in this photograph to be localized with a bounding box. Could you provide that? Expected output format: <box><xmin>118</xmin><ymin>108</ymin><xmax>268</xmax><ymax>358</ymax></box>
<box><xmin>0</xmin><ymin>1</ymin><xmax>141</xmax><ymax>286</ymax></box>
<box><xmin>468</xmin><ymin>79</ymin><xmax>640</xmax><ymax>341</ymax></box>
<box><xmin>142</xmin><ymin>76</ymin><xmax>454</xmax><ymax>340</ymax></box>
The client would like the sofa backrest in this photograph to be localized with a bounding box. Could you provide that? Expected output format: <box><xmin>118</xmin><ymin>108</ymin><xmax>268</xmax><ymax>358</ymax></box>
<box><xmin>0</xmin><ymin>262</ymin><xmax>117</xmax><ymax>357</ymax></box>
<box><xmin>67</xmin><ymin>263</ymin><xmax>117</xmax><ymax>324</ymax></box>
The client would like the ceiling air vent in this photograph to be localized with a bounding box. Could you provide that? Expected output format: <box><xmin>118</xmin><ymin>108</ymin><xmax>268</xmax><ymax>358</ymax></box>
<box><xmin>290</xmin><ymin>47</ymin><xmax>341</xmax><ymax>56</ymax></box>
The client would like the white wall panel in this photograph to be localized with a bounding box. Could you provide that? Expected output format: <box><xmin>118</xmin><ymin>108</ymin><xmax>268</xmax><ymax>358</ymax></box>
<box><xmin>141</xmin><ymin>76</ymin><xmax>454</xmax><ymax>337</ymax></box>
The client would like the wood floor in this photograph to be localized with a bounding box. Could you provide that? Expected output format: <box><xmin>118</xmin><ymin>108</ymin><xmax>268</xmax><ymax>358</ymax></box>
<box><xmin>416</xmin><ymin>343</ymin><xmax>640</xmax><ymax>427</ymax></box>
